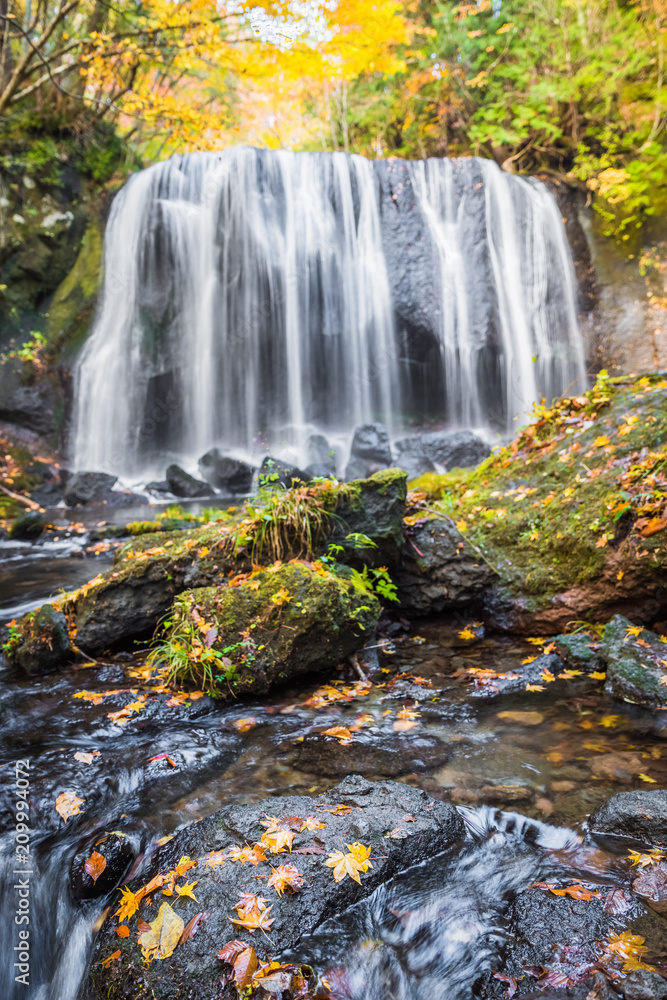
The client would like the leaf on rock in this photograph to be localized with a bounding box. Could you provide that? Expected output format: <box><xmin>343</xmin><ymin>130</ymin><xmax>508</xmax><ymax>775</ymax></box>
<box><xmin>228</xmin><ymin>893</ymin><xmax>275</xmax><ymax>933</ymax></box>
<box><xmin>260</xmin><ymin>829</ymin><xmax>296</xmax><ymax>854</ymax></box>
<box><xmin>322</xmin><ymin>726</ymin><xmax>354</xmax><ymax>743</ymax></box>
<box><xmin>179</xmin><ymin>910</ymin><xmax>209</xmax><ymax>945</ymax></box>
<box><xmin>627</xmin><ymin>849</ymin><xmax>666</xmax><ymax>868</ymax></box>
<box><xmin>324</xmin><ymin>843</ymin><xmax>373</xmax><ymax>884</ymax></box>
<box><xmin>317</xmin><ymin>803</ymin><xmax>353</xmax><ymax>815</ymax></box>
<box><xmin>55</xmin><ymin>791</ymin><xmax>85</xmax><ymax>823</ymax></box>
<box><xmin>493</xmin><ymin>973</ymin><xmax>518</xmax><ymax>998</ymax></box>
<box><xmin>115</xmin><ymin>885</ymin><xmax>142</xmax><ymax>923</ymax></box>
<box><xmin>232</xmin><ymin>946</ymin><xmax>257</xmax><ymax>988</ymax></box>
<box><xmin>227</xmin><ymin>844</ymin><xmax>268</xmax><ymax>865</ymax></box>
<box><xmin>175</xmin><ymin>880</ymin><xmax>198</xmax><ymax>901</ymax></box>
<box><xmin>96</xmin><ymin>950</ymin><xmax>120</xmax><ymax>968</ymax></box>
<box><xmin>84</xmin><ymin>851</ymin><xmax>107</xmax><ymax>883</ymax></box>
<box><xmin>531</xmin><ymin>881</ymin><xmax>600</xmax><ymax>900</ymax></box>
<box><xmin>218</xmin><ymin>939</ymin><xmax>249</xmax><ymax>963</ymax></box>
<box><xmin>138</xmin><ymin>902</ymin><xmax>184</xmax><ymax>962</ymax></box>
<box><xmin>115</xmin><ymin>925</ymin><xmax>130</xmax><ymax>938</ymax></box>
<box><xmin>300</xmin><ymin>816</ymin><xmax>327</xmax><ymax>832</ymax></box>
<box><xmin>267</xmin><ymin>863</ymin><xmax>304</xmax><ymax>896</ymax></box>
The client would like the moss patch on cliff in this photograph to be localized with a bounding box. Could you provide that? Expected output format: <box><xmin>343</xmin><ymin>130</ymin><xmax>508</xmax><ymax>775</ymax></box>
<box><xmin>411</xmin><ymin>372</ymin><xmax>667</xmax><ymax>606</ymax></box>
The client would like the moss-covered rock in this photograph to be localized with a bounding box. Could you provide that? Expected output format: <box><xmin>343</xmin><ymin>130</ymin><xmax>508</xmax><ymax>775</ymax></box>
<box><xmin>329</xmin><ymin>467</ymin><xmax>408</xmax><ymax>568</ymax></box>
<box><xmin>411</xmin><ymin>372</ymin><xmax>667</xmax><ymax>631</ymax></box>
<box><xmin>152</xmin><ymin>560</ymin><xmax>381</xmax><ymax>699</ymax></box>
<box><xmin>600</xmin><ymin>615</ymin><xmax>667</xmax><ymax>707</ymax></box>
<box><xmin>4</xmin><ymin>604</ymin><xmax>70</xmax><ymax>677</ymax></box>
<box><xmin>47</xmin><ymin>220</ymin><xmax>103</xmax><ymax>358</ymax></box>
<box><xmin>553</xmin><ymin>632</ymin><xmax>605</xmax><ymax>674</ymax></box>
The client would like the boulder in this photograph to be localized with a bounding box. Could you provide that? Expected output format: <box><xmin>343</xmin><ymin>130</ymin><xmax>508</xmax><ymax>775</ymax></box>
<box><xmin>330</xmin><ymin>468</ymin><xmax>408</xmax><ymax>569</ymax></box>
<box><xmin>143</xmin><ymin>479</ymin><xmax>172</xmax><ymax>495</ymax></box>
<box><xmin>8</xmin><ymin>511</ymin><xmax>45</xmax><ymax>540</ymax></box>
<box><xmin>394</xmin><ymin>437</ymin><xmax>436</xmax><ymax>480</ymax></box>
<box><xmin>258</xmin><ymin>456</ymin><xmax>308</xmax><ymax>489</ymax></box>
<box><xmin>621</xmin><ymin>970</ymin><xmax>667</xmax><ymax>1000</ymax></box>
<box><xmin>165</xmin><ymin>463</ymin><xmax>211</xmax><ymax>499</ymax></box>
<box><xmin>63</xmin><ymin>471</ymin><xmax>117</xmax><ymax>506</ymax></box>
<box><xmin>420</xmin><ymin>429</ymin><xmax>491</xmax><ymax>470</ymax></box>
<box><xmin>304</xmin><ymin>463</ymin><xmax>336</xmax><ymax>480</ymax></box>
<box><xmin>306</xmin><ymin>433</ymin><xmax>335</xmax><ymax>472</ymax></box>
<box><xmin>344</xmin><ymin>422</ymin><xmax>392</xmax><ymax>480</ymax></box>
<box><xmin>5</xmin><ymin>604</ymin><xmax>71</xmax><ymax>677</ymax></box>
<box><xmin>275</xmin><ymin>729</ymin><xmax>451</xmax><ymax>778</ymax></box>
<box><xmin>395</xmin><ymin>516</ymin><xmax>496</xmax><ymax>614</ymax></box>
<box><xmin>601</xmin><ymin>616</ymin><xmax>667</xmax><ymax>707</ymax></box>
<box><xmin>152</xmin><ymin>560</ymin><xmax>381</xmax><ymax>699</ymax></box>
<box><xmin>589</xmin><ymin>790</ymin><xmax>667</xmax><ymax>845</ymax></box>
<box><xmin>553</xmin><ymin>632</ymin><xmax>605</xmax><ymax>673</ymax></box>
<box><xmin>86</xmin><ymin>776</ymin><xmax>465</xmax><ymax>1000</ymax></box>
<box><xmin>198</xmin><ymin>449</ymin><xmax>255</xmax><ymax>494</ymax></box>
<box><xmin>70</xmin><ymin>832</ymin><xmax>135</xmax><ymax>902</ymax></box>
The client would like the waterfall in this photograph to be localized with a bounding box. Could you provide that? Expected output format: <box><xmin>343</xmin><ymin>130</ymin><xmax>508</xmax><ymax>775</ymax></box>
<box><xmin>71</xmin><ymin>148</ymin><xmax>586</xmax><ymax>479</ymax></box>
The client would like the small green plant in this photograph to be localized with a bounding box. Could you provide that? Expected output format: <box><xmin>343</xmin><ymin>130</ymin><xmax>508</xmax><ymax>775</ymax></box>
<box><xmin>1</xmin><ymin>331</ymin><xmax>48</xmax><ymax>369</ymax></box>
<box><xmin>349</xmin><ymin>565</ymin><xmax>398</xmax><ymax>603</ymax></box>
<box><xmin>2</xmin><ymin>621</ymin><xmax>23</xmax><ymax>655</ymax></box>
<box><xmin>247</xmin><ymin>479</ymin><xmax>351</xmax><ymax>564</ymax></box>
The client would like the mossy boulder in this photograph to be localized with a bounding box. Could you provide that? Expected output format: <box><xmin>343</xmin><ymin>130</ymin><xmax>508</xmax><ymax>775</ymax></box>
<box><xmin>4</xmin><ymin>604</ymin><xmax>70</xmax><ymax>677</ymax></box>
<box><xmin>553</xmin><ymin>632</ymin><xmax>605</xmax><ymax>673</ymax></box>
<box><xmin>600</xmin><ymin>615</ymin><xmax>667</xmax><ymax>708</ymax></box>
<box><xmin>153</xmin><ymin>560</ymin><xmax>381</xmax><ymax>699</ymax></box>
<box><xmin>47</xmin><ymin>220</ymin><xmax>103</xmax><ymax>358</ymax></box>
<box><xmin>411</xmin><ymin>373</ymin><xmax>667</xmax><ymax>631</ymax></box>
<box><xmin>330</xmin><ymin>467</ymin><xmax>408</xmax><ymax>568</ymax></box>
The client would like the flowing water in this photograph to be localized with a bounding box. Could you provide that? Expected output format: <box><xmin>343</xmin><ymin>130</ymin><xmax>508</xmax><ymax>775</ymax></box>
<box><xmin>71</xmin><ymin>150</ymin><xmax>586</xmax><ymax>479</ymax></box>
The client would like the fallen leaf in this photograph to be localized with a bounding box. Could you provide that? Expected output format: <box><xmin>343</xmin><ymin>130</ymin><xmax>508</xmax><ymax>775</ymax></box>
<box><xmin>138</xmin><ymin>902</ymin><xmax>184</xmax><ymax>962</ymax></box>
<box><xmin>55</xmin><ymin>791</ymin><xmax>84</xmax><ymax>822</ymax></box>
<box><xmin>115</xmin><ymin>885</ymin><xmax>142</xmax><ymax>923</ymax></box>
<box><xmin>590</xmin><ymin>671</ymin><xmax>607</xmax><ymax>680</ymax></box>
<box><xmin>179</xmin><ymin>911</ymin><xmax>209</xmax><ymax>945</ymax></box>
<box><xmin>627</xmin><ymin>849</ymin><xmax>666</xmax><ymax>868</ymax></box>
<box><xmin>322</xmin><ymin>726</ymin><xmax>354</xmax><ymax>743</ymax></box>
<box><xmin>74</xmin><ymin>751</ymin><xmax>100</xmax><ymax>764</ymax></box>
<box><xmin>231</xmin><ymin>716</ymin><xmax>258</xmax><ymax>733</ymax></box>
<box><xmin>324</xmin><ymin>842</ymin><xmax>373</xmax><ymax>884</ymax></box>
<box><xmin>525</xmin><ymin>684</ymin><xmax>545</xmax><ymax>692</ymax></box>
<box><xmin>84</xmin><ymin>851</ymin><xmax>107</xmax><ymax>883</ymax></box>
<box><xmin>226</xmin><ymin>844</ymin><xmax>267</xmax><ymax>865</ymax></box>
<box><xmin>260</xmin><ymin>830</ymin><xmax>296</xmax><ymax>854</ymax></box>
<box><xmin>175</xmin><ymin>880</ymin><xmax>198</xmax><ymax>901</ymax></box>
<box><xmin>639</xmin><ymin>773</ymin><xmax>657</xmax><ymax>783</ymax></box>
<box><xmin>493</xmin><ymin>972</ymin><xmax>518</xmax><ymax>998</ymax></box>
<box><xmin>458</xmin><ymin>627</ymin><xmax>477</xmax><ymax>640</ymax></box>
<box><xmin>218</xmin><ymin>939</ymin><xmax>249</xmax><ymax>963</ymax></box>
<box><xmin>531</xmin><ymin>881</ymin><xmax>600</xmax><ymax>900</ymax></box>
<box><xmin>317</xmin><ymin>803</ymin><xmax>353</xmax><ymax>815</ymax></box>
<box><xmin>300</xmin><ymin>816</ymin><xmax>327</xmax><ymax>832</ymax></box>
<box><xmin>96</xmin><ymin>950</ymin><xmax>120</xmax><ymax>968</ymax></box>
<box><xmin>115</xmin><ymin>925</ymin><xmax>130</xmax><ymax>938</ymax></box>
<box><xmin>267</xmin><ymin>863</ymin><xmax>304</xmax><ymax>896</ymax></box>
<box><xmin>497</xmin><ymin>711</ymin><xmax>544</xmax><ymax>726</ymax></box>
<box><xmin>232</xmin><ymin>945</ymin><xmax>257</xmax><ymax>987</ymax></box>
<box><xmin>228</xmin><ymin>893</ymin><xmax>275</xmax><ymax>932</ymax></box>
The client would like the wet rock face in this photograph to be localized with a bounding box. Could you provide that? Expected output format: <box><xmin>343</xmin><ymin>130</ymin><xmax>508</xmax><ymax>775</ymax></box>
<box><xmin>589</xmin><ymin>790</ymin><xmax>667</xmax><ymax>845</ymax></box>
<box><xmin>622</xmin><ymin>969</ymin><xmax>667</xmax><ymax>1000</ymax></box>
<box><xmin>8</xmin><ymin>511</ymin><xmax>46</xmax><ymax>540</ymax></box>
<box><xmin>198</xmin><ymin>449</ymin><xmax>255</xmax><ymax>493</ymax></box>
<box><xmin>306</xmin><ymin>433</ymin><xmax>336</xmax><ymax>473</ymax></box>
<box><xmin>86</xmin><ymin>776</ymin><xmax>466</xmax><ymax>1000</ymax></box>
<box><xmin>601</xmin><ymin>616</ymin><xmax>667</xmax><ymax>708</ymax></box>
<box><xmin>420</xmin><ymin>429</ymin><xmax>491</xmax><ymax>470</ymax></box>
<box><xmin>165</xmin><ymin>463</ymin><xmax>211</xmax><ymax>498</ymax></box>
<box><xmin>553</xmin><ymin>632</ymin><xmax>604</xmax><ymax>673</ymax></box>
<box><xmin>344</xmin><ymin>423</ymin><xmax>393</xmax><ymax>480</ymax></box>
<box><xmin>70</xmin><ymin>832</ymin><xmax>136</xmax><ymax>902</ymax></box>
<box><xmin>331</xmin><ymin>468</ymin><xmax>408</xmax><ymax>569</ymax></box>
<box><xmin>395</xmin><ymin>516</ymin><xmax>496</xmax><ymax>614</ymax></box>
<box><xmin>276</xmin><ymin>730</ymin><xmax>451</xmax><ymax>778</ymax></box>
<box><xmin>7</xmin><ymin>603</ymin><xmax>71</xmax><ymax>677</ymax></box>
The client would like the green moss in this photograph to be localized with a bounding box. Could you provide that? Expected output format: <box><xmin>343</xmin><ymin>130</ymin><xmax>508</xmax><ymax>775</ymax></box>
<box><xmin>47</xmin><ymin>221</ymin><xmax>103</xmax><ymax>357</ymax></box>
<box><xmin>411</xmin><ymin>373</ymin><xmax>667</xmax><ymax>603</ymax></box>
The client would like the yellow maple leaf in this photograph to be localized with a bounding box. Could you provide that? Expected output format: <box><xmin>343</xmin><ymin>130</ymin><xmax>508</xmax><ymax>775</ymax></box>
<box><xmin>259</xmin><ymin>830</ymin><xmax>296</xmax><ymax>854</ymax></box>
<box><xmin>590</xmin><ymin>671</ymin><xmax>607</xmax><ymax>680</ymax></box>
<box><xmin>525</xmin><ymin>683</ymin><xmax>545</xmax><ymax>692</ymax></box>
<box><xmin>456</xmin><ymin>519</ymin><xmax>467</xmax><ymax>532</ymax></box>
<box><xmin>522</xmin><ymin>656</ymin><xmax>537</xmax><ymax>665</ymax></box>
<box><xmin>55</xmin><ymin>791</ymin><xmax>85</xmax><ymax>823</ymax></box>
<box><xmin>626</xmin><ymin>626</ymin><xmax>643</xmax><ymax>637</ymax></box>
<box><xmin>458</xmin><ymin>627</ymin><xmax>476</xmax><ymax>640</ymax></box>
<box><xmin>115</xmin><ymin>885</ymin><xmax>142</xmax><ymax>923</ymax></box>
<box><xmin>300</xmin><ymin>816</ymin><xmax>327</xmax><ymax>832</ymax></box>
<box><xmin>175</xmin><ymin>880</ymin><xmax>198</xmax><ymax>901</ymax></box>
<box><xmin>267</xmin><ymin>863</ymin><xmax>304</xmax><ymax>896</ymax></box>
<box><xmin>324</xmin><ymin>843</ymin><xmax>372</xmax><ymax>884</ymax></box>
<box><xmin>638</xmin><ymin>773</ymin><xmax>656</xmax><ymax>783</ymax></box>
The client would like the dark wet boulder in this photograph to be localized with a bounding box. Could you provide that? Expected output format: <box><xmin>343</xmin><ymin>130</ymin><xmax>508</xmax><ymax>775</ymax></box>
<box><xmin>394</xmin><ymin>437</ymin><xmax>436</xmax><ymax>480</ymax></box>
<box><xmin>276</xmin><ymin>729</ymin><xmax>451</xmax><ymax>778</ymax></box>
<box><xmin>306</xmin><ymin>433</ymin><xmax>336</xmax><ymax>472</ymax></box>
<box><xmin>198</xmin><ymin>449</ymin><xmax>255</xmax><ymax>493</ymax></box>
<box><xmin>622</xmin><ymin>969</ymin><xmax>667</xmax><ymax>999</ymax></box>
<box><xmin>589</xmin><ymin>790</ymin><xmax>667</xmax><ymax>845</ymax></box>
<box><xmin>469</xmin><ymin>653</ymin><xmax>566</xmax><ymax>699</ymax></box>
<box><xmin>165</xmin><ymin>463</ymin><xmax>211</xmax><ymax>499</ymax></box>
<box><xmin>553</xmin><ymin>632</ymin><xmax>604</xmax><ymax>673</ymax></box>
<box><xmin>330</xmin><ymin>468</ymin><xmax>408</xmax><ymax>568</ymax></box>
<box><xmin>5</xmin><ymin>603</ymin><xmax>71</xmax><ymax>677</ymax></box>
<box><xmin>70</xmin><ymin>832</ymin><xmax>136</xmax><ymax>902</ymax></box>
<box><xmin>601</xmin><ymin>616</ymin><xmax>667</xmax><ymax>707</ymax></box>
<box><xmin>144</xmin><ymin>479</ymin><xmax>172</xmax><ymax>495</ymax></box>
<box><xmin>63</xmin><ymin>471</ymin><xmax>117</xmax><ymax>506</ymax></box>
<box><xmin>475</xmin><ymin>886</ymin><xmax>645</xmax><ymax>999</ymax></box>
<box><xmin>258</xmin><ymin>456</ymin><xmax>308</xmax><ymax>489</ymax></box>
<box><xmin>86</xmin><ymin>776</ymin><xmax>465</xmax><ymax>1000</ymax></box>
<box><xmin>344</xmin><ymin>422</ymin><xmax>392</xmax><ymax>480</ymax></box>
<box><xmin>420</xmin><ymin>429</ymin><xmax>490</xmax><ymax>470</ymax></box>
<box><xmin>152</xmin><ymin>560</ymin><xmax>381</xmax><ymax>699</ymax></box>
<box><xmin>8</xmin><ymin>510</ymin><xmax>45</xmax><ymax>540</ymax></box>
<box><xmin>395</xmin><ymin>516</ymin><xmax>496</xmax><ymax>614</ymax></box>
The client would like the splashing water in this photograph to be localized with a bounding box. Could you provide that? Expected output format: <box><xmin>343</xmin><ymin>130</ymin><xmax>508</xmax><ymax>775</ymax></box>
<box><xmin>71</xmin><ymin>148</ymin><xmax>586</xmax><ymax>478</ymax></box>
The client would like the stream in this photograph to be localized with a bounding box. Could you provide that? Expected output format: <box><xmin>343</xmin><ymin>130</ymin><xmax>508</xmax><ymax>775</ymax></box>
<box><xmin>1</xmin><ymin>519</ymin><xmax>666</xmax><ymax>1000</ymax></box>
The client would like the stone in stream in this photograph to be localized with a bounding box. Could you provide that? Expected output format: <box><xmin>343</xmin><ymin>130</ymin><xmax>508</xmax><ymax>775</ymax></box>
<box><xmin>70</xmin><ymin>832</ymin><xmax>136</xmax><ymax>901</ymax></box>
<box><xmin>198</xmin><ymin>448</ymin><xmax>255</xmax><ymax>494</ymax></box>
<box><xmin>154</xmin><ymin>561</ymin><xmax>380</xmax><ymax>699</ymax></box>
<box><xmin>344</xmin><ymin>422</ymin><xmax>392</xmax><ymax>480</ymax></box>
<box><xmin>552</xmin><ymin>631</ymin><xmax>605</xmax><ymax>673</ymax></box>
<box><xmin>395</xmin><ymin>515</ymin><xmax>496</xmax><ymax>614</ymax></box>
<box><xmin>63</xmin><ymin>471</ymin><xmax>116</xmax><ymax>506</ymax></box>
<box><xmin>8</xmin><ymin>510</ymin><xmax>46</xmax><ymax>540</ymax></box>
<box><xmin>601</xmin><ymin>616</ymin><xmax>667</xmax><ymax>708</ymax></box>
<box><xmin>622</xmin><ymin>969</ymin><xmax>667</xmax><ymax>999</ymax></box>
<box><xmin>4</xmin><ymin>603</ymin><xmax>71</xmax><ymax>677</ymax></box>
<box><xmin>393</xmin><ymin>436</ymin><xmax>436</xmax><ymax>480</ymax></box>
<box><xmin>165</xmin><ymin>463</ymin><xmax>212</xmax><ymax>499</ymax></box>
<box><xmin>420</xmin><ymin>429</ymin><xmax>490</xmax><ymax>470</ymax></box>
<box><xmin>306</xmin><ymin>433</ymin><xmax>336</xmax><ymax>473</ymax></box>
<box><xmin>589</xmin><ymin>790</ymin><xmax>667</xmax><ymax>845</ymax></box>
<box><xmin>85</xmin><ymin>775</ymin><xmax>466</xmax><ymax>1000</ymax></box>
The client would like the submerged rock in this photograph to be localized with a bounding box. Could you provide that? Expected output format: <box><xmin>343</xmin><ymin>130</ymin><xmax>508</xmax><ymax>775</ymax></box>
<box><xmin>198</xmin><ymin>449</ymin><xmax>255</xmax><ymax>493</ymax></box>
<box><xmin>344</xmin><ymin>422</ymin><xmax>392</xmax><ymax>480</ymax></box>
<box><xmin>5</xmin><ymin>604</ymin><xmax>71</xmax><ymax>677</ymax></box>
<box><xmin>276</xmin><ymin>729</ymin><xmax>451</xmax><ymax>778</ymax></box>
<box><xmin>165</xmin><ymin>463</ymin><xmax>211</xmax><ymax>498</ymax></box>
<box><xmin>601</xmin><ymin>616</ymin><xmax>667</xmax><ymax>707</ymax></box>
<box><xmin>86</xmin><ymin>776</ymin><xmax>465</xmax><ymax>1000</ymax></box>
<box><xmin>153</xmin><ymin>561</ymin><xmax>380</xmax><ymax>699</ymax></box>
<box><xmin>396</xmin><ymin>516</ymin><xmax>496</xmax><ymax>614</ymax></box>
<box><xmin>589</xmin><ymin>790</ymin><xmax>667</xmax><ymax>845</ymax></box>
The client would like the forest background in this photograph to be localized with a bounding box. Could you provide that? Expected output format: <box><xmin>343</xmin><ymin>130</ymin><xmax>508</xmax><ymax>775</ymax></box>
<box><xmin>1</xmin><ymin>0</ymin><xmax>666</xmax><ymax>242</ymax></box>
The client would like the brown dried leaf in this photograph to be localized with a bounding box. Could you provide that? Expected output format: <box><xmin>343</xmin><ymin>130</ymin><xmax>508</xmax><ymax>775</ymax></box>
<box><xmin>84</xmin><ymin>851</ymin><xmax>107</xmax><ymax>883</ymax></box>
<box><xmin>179</xmin><ymin>911</ymin><xmax>209</xmax><ymax>945</ymax></box>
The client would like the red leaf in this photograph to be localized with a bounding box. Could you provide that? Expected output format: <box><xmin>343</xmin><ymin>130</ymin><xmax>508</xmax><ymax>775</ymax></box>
<box><xmin>493</xmin><ymin>973</ymin><xmax>518</xmax><ymax>998</ymax></box>
<box><xmin>218</xmin><ymin>939</ymin><xmax>249</xmax><ymax>964</ymax></box>
<box><xmin>179</xmin><ymin>911</ymin><xmax>209</xmax><ymax>945</ymax></box>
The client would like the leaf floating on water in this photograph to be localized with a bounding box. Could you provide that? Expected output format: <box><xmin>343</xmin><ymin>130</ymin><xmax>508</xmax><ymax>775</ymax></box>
<box><xmin>627</xmin><ymin>849</ymin><xmax>666</xmax><ymax>868</ymax></box>
<box><xmin>497</xmin><ymin>711</ymin><xmax>544</xmax><ymax>726</ymax></box>
<box><xmin>149</xmin><ymin>753</ymin><xmax>177</xmax><ymax>767</ymax></box>
<box><xmin>267</xmin><ymin>863</ymin><xmax>304</xmax><ymax>896</ymax></box>
<box><xmin>74</xmin><ymin>751</ymin><xmax>100</xmax><ymax>764</ymax></box>
<box><xmin>322</xmin><ymin>726</ymin><xmax>354</xmax><ymax>743</ymax></box>
<box><xmin>55</xmin><ymin>791</ymin><xmax>84</xmax><ymax>823</ymax></box>
<box><xmin>138</xmin><ymin>902</ymin><xmax>184</xmax><ymax>962</ymax></box>
<box><xmin>230</xmin><ymin>716</ymin><xmax>259</xmax><ymax>733</ymax></box>
<box><xmin>84</xmin><ymin>851</ymin><xmax>107</xmax><ymax>883</ymax></box>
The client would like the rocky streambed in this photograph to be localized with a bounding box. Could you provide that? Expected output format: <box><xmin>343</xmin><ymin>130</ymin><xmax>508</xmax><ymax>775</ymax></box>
<box><xmin>1</xmin><ymin>372</ymin><xmax>667</xmax><ymax>1000</ymax></box>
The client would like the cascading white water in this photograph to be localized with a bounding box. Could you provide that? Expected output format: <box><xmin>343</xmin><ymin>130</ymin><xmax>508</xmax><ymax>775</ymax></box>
<box><xmin>71</xmin><ymin>148</ymin><xmax>586</xmax><ymax>479</ymax></box>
